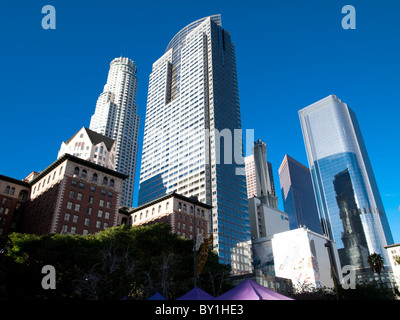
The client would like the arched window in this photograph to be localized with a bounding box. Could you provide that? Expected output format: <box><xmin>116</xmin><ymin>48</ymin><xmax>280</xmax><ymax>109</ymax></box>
<box><xmin>74</xmin><ymin>167</ymin><xmax>79</xmax><ymax>176</ymax></box>
<box><xmin>152</xmin><ymin>208</ymin><xmax>155</xmax><ymax>215</ymax></box>
<box><xmin>110</xmin><ymin>179</ymin><xmax>114</xmax><ymax>187</ymax></box>
<box><xmin>166</xmin><ymin>202</ymin><xmax>169</xmax><ymax>210</ymax></box>
<box><xmin>10</xmin><ymin>187</ymin><xmax>15</xmax><ymax>195</ymax></box>
<box><xmin>92</xmin><ymin>173</ymin><xmax>98</xmax><ymax>182</ymax></box>
<box><xmin>103</xmin><ymin>177</ymin><xmax>108</xmax><ymax>185</ymax></box>
<box><xmin>18</xmin><ymin>190</ymin><xmax>29</xmax><ymax>201</ymax></box>
<box><xmin>145</xmin><ymin>210</ymin><xmax>148</xmax><ymax>218</ymax></box>
<box><xmin>5</xmin><ymin>186</ymin><xmax>10</xmax><ymax>194</ymax></box>
<box><xmin>81</xmin><ymin>169</ymin><xmax>87</xmax><ymax>178</ymax></box>
<box><xmin>158</xmin><ymin>205</ymin><xmax>161</xmax><ymax>213</ymax></box>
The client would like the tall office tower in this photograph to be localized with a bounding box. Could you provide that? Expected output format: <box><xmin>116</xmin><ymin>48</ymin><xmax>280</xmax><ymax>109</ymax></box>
<box><xmin>138</xmin><ymin>15</ymin><xmax>250</xmax><ymax>264</ymax></box>
<box><xmin>299</xmin><ymin>95</ymin><xmax>394</xmax><ymax>274</ymax></box>
<box><xmin>245</xmin><ymin>155</ymin><xmax>275</xmax><ymax>199</ymax></box>
<box><xmin>278</xmin><ymin>154</ymin><xmax>322</xmax><ymax>234</ymax></box>
<box><xmin>89</xmin><ymin>57</ymin><xmax>140</xmax><ymax>207</ymax></box>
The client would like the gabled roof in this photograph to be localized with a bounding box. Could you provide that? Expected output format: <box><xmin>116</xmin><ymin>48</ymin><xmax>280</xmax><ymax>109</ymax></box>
<box><xmin>65</xmin><ymin>127</ymin><xmax>115</xmax><ymax>151</ymax></box>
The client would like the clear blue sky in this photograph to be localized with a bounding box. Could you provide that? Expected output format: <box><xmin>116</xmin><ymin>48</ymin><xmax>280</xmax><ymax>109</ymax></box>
<box><xmin>0</xmin><ymin>0</ymin><xmax>398</xmax><ymax>243</ymax></box>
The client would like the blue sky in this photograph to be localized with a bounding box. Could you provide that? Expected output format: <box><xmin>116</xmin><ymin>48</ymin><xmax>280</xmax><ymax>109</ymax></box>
<box><xmin>0</xmin><ymin>0</ymin><xmax>399</xmax><ymax>243</ymax></box>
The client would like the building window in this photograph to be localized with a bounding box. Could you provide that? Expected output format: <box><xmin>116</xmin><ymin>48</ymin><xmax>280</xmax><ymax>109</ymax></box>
<box><xmin>69</xmin><ymin>191</ymin><xmax>75</xmax><ymax>198</ymax></box>
<box><xmin>81</xmin><ymin>170</ymin><xmax>87</xmax><ymax>178</ymax></box>
<box><xmin>79</xmin><ymin>182</ymin><xmax>85</xmax><ymax>189</ymax></box>
<box><xmin>67</xmin><ymin>202</ymin><xmax>73</xmax><ymax>210</ymax></box>
<box><xmin>96</xmin><ymin>221</ymin><xmax>101</xmax><ymax>229</ymax></box>
<box><xmin>110</xmin><ymin>179</ymin><xmax>114</xmax><ymax>187</ymax></box>
<box><xmin>62</xmin><ymin>225</ymin><xmax>68</xmax><ymax>233</ymax></box>
<box><xmin>98</xmin><ymin>210</ymin><xmax>103</xmax><ymax>218</ymax></box>
<box><xmin>75</xmin><ymin>204</ymin><xmax>81</xmax><ymax>212</ymax></box>
<box><xmin>107</xmin><ymin>201</ymin><xmax>111</xmax><ymax>209</ymax></box>
<box><xmin>71</xmin><ymin>180</ymin><xmax>77</xmax><ymax>187</ymax></box>
<box><xmin>101</xmin><ymin>189</ymin><xmax>106</xmax><ymax>196</ymax></box>
<box><xmin>104</xmin><ymin>222</ymin><xmax>109</xmax><ymax>229</ymax></box>
<box><xmin>71</xmin><ymin>227</ymin><xmax>76</xmax><ymax>235</ymax></box>
<box><xmin>85</xmin><ymin>218</ymin><xmax>90</xmax><ymax>226</ymax></box>
<box><xmin>90</xmin><ymin>186</ymin><xmax>96</xmax><ymax>193</ymax></box>
<box><xmin>74</xmin><ymin>167</ymin><xmax>79</xmax><ymax>176</ymax></box>
<box><xmin>103</xmin><ymin>177</ymin><xmax>108</xmax><ymax>185</ymax></box>
<box><xmin>108</xmin><ymin>191</ymin><xmax>113</xmax><ymax>198</ymax></box>
<box><xmin>4</xmin><ymin>186</ymin><xmax>10</xmax><ymax>194</ymax></box>
<box><xmin>87</xmin><ymin>207</ymin><xmax>92</xmax><ymax>215</ymax></box>
<box><xmin>73</xmin><ymin>215</ymin><xmax>78</xmax><ymax>223</ymax></box>
<box><xmin>83</xmin><ymin>229</ymin><xmax>88</xmax><ymax>236</ymax></box>
<box><xmin>77</xmin><ymin>193</ymin><xmax>83</xmax><ymax>201</ymax></box>
<box><xmin>158</xmin><ymin>205</ymin><xmax>161</xmax><ymax>213</ymax></box>
<box><xmin>88</xmin><ymin>196</ymin><xmax>94</xmax><ymax>204</ymax></box>
<box><xmin>92</xmin><ymin>173</ymin><xmax>98</xmax><ymax>182</ymax></box>
<box><xmin>64</xmin><ymin>213</ymin><xmax>70</xmax><ymax>221</ymax></box>
<box><xmin>105</xmin><ymin>212</ymin><xmax>110</xmax><ymax>219</ymax></box>
<box><xmin>99</xmin><ymin>199</ymin><xmax>104</xmax><ymax>207</ymax></box>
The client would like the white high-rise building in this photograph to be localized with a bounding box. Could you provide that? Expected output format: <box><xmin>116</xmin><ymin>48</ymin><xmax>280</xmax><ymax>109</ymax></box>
<box><xmin>138</xmin><ymin>15</ymin><xmax>250</xmax><ymax>265</ymax></box>
<box><xmin>89</xmin><ymin>57</ymin><xmax>140</xmax><ymax>207</ymax></box>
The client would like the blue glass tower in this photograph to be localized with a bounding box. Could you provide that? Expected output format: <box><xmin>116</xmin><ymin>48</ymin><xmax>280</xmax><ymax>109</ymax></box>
<box><xmin>138</xmin><ymin>15</ymin><xmax>250</xmax><ymax>265</ymax></box>
<box><xmin>299</xmin><ymin>95</ymin><xmax>394</xmax><ymax>271</ymax></box>
<box><xmin>278</xmin><ymin>154</ymin><xmax>323</xmax><ymax>235</ymax></box>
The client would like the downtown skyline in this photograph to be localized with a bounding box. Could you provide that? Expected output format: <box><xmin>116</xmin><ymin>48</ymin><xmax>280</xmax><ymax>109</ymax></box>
<box><xmin>0</xmin><ymin>0</ymin><xmax>399</xmax><ymax>244</ymax></box>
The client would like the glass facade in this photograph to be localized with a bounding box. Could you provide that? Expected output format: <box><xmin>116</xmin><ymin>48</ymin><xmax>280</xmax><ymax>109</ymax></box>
<box><xmin>138</xmin><ymin>15</ymin><xmax>250</xmax><ymax>265</ymax></box>
<box><xmin>278</xmin><ymin>155</ymin><xmax>322</xmax><ymax>235</ymax></box>
<box><xmin>299</xmin><ymin>95</ymin><xmax>394</xmax><ymax>271</ymax></box>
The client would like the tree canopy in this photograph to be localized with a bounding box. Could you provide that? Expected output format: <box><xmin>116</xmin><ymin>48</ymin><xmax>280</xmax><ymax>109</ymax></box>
<box><xmin>0</xmin><ymin>223</ymin><xmax>232</xmax><ymax>300</ymax></box>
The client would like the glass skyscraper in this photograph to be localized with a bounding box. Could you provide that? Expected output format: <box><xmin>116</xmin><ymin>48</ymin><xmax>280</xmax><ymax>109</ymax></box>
<box><xmin>278</xmin><ymin>154</ymin><xmax>322</xmax><ymax>235</ymax></box>
<box><xmin>299</xmin><ymin>95</ymin><xmax>394</xmax><ymax>272</ymax></box>
<box><xmin>138</xmin><ymin>15</ymin><xmax>250</xmax><ymax>264</ymax></box>
<box><xmin>90</xmin><ymin>57</ymin><xmax>140</xmax><ymax>207</ymax></box>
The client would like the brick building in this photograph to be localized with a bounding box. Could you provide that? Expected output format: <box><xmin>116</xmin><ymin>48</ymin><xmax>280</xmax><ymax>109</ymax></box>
<box><xmin>124</xmin><ymin>192</ymin><xmax>212</xmax><ymax>241</ymax></box>
<box><xmin>20</xmin><ymin>153</ymin><xmax>127</xmax><ymax>236</ymax></box>
<box><xmin>0</xmin><ymin>175</ymin><xmax>31</xmax><ymax>241</ymax></box>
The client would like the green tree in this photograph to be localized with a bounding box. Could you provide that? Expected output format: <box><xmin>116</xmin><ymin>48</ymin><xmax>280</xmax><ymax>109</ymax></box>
<box><xmin>367</xmin><ymin>253</ymin><xmax>385</xmax><ymax>287</ymax></box>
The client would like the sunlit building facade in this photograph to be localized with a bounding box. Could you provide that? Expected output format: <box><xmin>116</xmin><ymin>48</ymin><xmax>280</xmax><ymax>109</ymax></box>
<box><xmin>299</xmin><ymin>95</ymin><xmax>394</xmax><ymax>273</ymax></box>
<box><xmin>138</xmin><ymin>15</ymin><xmax>250</xmax><ymax>264</ymax></box>
<box><xmin>90</xmin><ymin>57</ymin><xmax>140</xmax><ymax>207</ymax></box>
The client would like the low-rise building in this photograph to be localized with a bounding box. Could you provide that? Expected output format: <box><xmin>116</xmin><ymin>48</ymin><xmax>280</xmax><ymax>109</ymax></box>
<box><xmin>0</xmin><ymin>175</ymin><xmax>31</xmax><ymax>240</ymax></box>
<box><xmin>385</xmin><ymin>243</ymin><xmax>400</xmax><ymax>293</ymax></box>
<box><xmin>20</xmin><ymin>153</ymin><xmax>127</xmax><ymax>236</ymax></box>
<box><xmin>126</xmin><ymin>192</ymin><xmax>211</xmax><ymax>242</ymax></box>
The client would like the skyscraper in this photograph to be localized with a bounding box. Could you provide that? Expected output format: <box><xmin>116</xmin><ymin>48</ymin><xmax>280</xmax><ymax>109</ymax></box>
<box><xmin>247</xmin><ymin>139</ymin><xmax>278</xmax><ymax>208</ymax></box>
<box><xmin>138</xmin><ymin>15</ymin><xmax>250</xmax><ymax>264</ymax></box>
<box><xmin>89</xmin><ymin>57</ymin><xmax>140</xmax><ymax>207</ymax></box>
<box><xmin>278</xmin><ymin>154</ymin><xmax>322</xmax><ymax>234</ymax></box>
<box><xmin>299</xmin><ymin>95</ymin><xmax>394</xmax><ymax>273</ymax></box>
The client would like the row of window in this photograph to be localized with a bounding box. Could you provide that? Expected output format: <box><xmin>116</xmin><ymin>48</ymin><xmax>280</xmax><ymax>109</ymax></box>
<box><xmin>61</xmin><ymin>222</ymin><xmax>109</xmax><ymax>235</ymax></box>
<box><xmin>73</xmin><ymin>167</ymin><xmax>115</xmax><ymax>187</ymax></box>
<box><xmin>2</xmin><ymin>186</ymin><xmax>29</xmax><ymax>200</ymax></box>
<box><xmin>71</xmin><ymin>180</ymin><xmax>114</xmax><ymax>198</ymax></box>
<box><xmin>64</xmin><ymin>211</ymin><xmax>110</xmax><ymax>223</ymax></box>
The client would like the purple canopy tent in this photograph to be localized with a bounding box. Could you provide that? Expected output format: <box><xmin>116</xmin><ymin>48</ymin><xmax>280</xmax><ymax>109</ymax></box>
<box><xmin>214</xmin><ymin>279</ymin><xmax>293</xmax><ymax>300</ymax></box>
<box><xmin>148</xmin><ymin>292</ymin><xmax>167</xmax><ymax>300</ymax></box>
<box><xmin>176</xmin><ymin>286</ymin><xmax>214</xmax><ymax>300</ymax></box>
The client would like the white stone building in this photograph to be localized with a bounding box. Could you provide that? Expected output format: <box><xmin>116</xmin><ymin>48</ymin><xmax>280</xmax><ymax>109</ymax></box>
<box><xmin>58</xmin><ymin>127</ymin><xmax>116</xmax><ymax>170</ymax></box>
